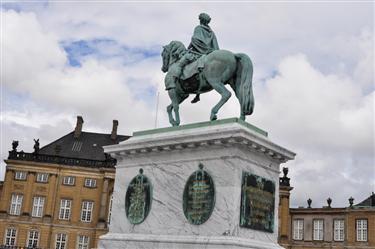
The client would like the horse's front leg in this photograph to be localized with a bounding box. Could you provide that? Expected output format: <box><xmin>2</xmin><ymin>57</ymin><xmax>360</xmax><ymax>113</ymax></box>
<box><xmin>208</xmin><ymin>79</ymin><xmax>232</xmax><ymax>121</ymax></box>
<box><xmin>168</xmin><ymin>89</ymin><xmax>180</xmax><ymax>126</ymax></box>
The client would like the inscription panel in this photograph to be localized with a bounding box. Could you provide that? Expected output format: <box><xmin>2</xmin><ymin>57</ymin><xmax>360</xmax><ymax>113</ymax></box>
<box><xmin>125</xmin><ymin>169</ymin><xmax>152</xmax><ymax>224</ymax></box>
<box><xmin>240</xmin><ymin>172</ymin><xmax>275</xmax><ymax>233</ymax></box>
<box><xmin>183</xmin><ymin>164</ymin><xmax>215</xmax><ymax>225</ymax></box>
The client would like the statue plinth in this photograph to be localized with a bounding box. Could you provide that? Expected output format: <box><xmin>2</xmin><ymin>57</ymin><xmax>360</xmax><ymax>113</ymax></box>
<box><xmin>99</xmin><ymin>118</ymin><xmax>295</xmax><ymax>249</ymax></box>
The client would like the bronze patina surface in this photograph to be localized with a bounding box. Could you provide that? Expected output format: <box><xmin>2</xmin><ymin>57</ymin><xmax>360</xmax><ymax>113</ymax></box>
<box><xmin>240</xmin><ymin>172</ymin><xmax>275</xmax><ymax>233</ymax></box>
<box><xmin>183</xmin><ymin>164</ymin><xmax>215</xmax><ymax>225</ymax></box>
<box><xmin>161</xmin><ymin>13</ymin><xmax>254</xmax><ymax>126</ymax></box>
<box><xmin>125</xmin><ymin>169</ymin><xmax>152</xmax><ymax>224</ymax></box>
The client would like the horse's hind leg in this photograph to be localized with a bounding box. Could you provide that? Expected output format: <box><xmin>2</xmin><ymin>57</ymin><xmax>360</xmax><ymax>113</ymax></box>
<box><xmin>208</xmin><ymin>79</ymin><xmax>232</xmax><ymax>121</ymax></box>
<box><xmin>167</xmin><ymin>103</ymin><xmax>176</xmax><ymax>126</ymax></box>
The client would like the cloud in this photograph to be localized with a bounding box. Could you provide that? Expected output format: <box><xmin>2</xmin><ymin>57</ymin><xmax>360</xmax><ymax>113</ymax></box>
<box><xmin>1</xmin><ymin>3</ymin><xmax>374</xmax><ymax>208</ymax></box>
<box><xmin>253</xmin><ymin>54</ymin><xmax>374</xmax><ymax>207</ymax></box>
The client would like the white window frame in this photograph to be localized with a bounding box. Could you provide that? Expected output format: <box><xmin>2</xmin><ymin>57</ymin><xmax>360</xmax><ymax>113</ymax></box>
<box><xmin>333</xmin><ymin>219</ymin><xmax>345</xmax><ymax>241</ymax></box>
<box><xmin>76</xmin><ymin>235</ymin><xmax>90</xmax><ymax>249</ymax></box>
<box><xmin>59</xmin><ymin>199</ymin><xmax>72</xmax><ymax>220</ymax></box>
<box><xmin>9</xmin><ymin>193</ymin><xmax>23</xmax><ymax>215</ymax></box>
<box><xmin>14</xmin><ymin>171</ymin><xmax>27</xmax><ymax>180</ymax></box>
<box><xmin>84</xmin><ymin>178</ymin><xmax>97</xmax><ymax>188</ymax></box>
<box><xmin>356</xmin><ymin>219</ymin><xmax>368</xmax><ymax>242</ymax></box>
<box><xmin>62</xmin><ymin>176</ymin><xmax>75</xmax><ymax>185</ymax></box>
<box><xmin>4</xmin><ymin>227</ymin><xmax>17</xmax><ymax>246</ymax></box>
<box><xmin>32</xmin><ymin>196</ymin><xmax>45</xmax><ymax>217</ymax></box>
<box><xmin>293</xmin><ymin>219</ymin><xmax>304</xmax><ymax>240</ymax></box>
<box><xmin>55</xmin><ymin>233</ymin><xmax>67</xmax><ymax>249</ymax></box>
<box><xmin>36</xmin><ymin>173</ymin><xmax>49</xmax><ymax>183</ymax></box>
<box><xmin>107</xmin><ymin>194</ymin><xmax>113</xmax><ymax>224</ymax></box>
<box><xmin>27</xmin><ymin>230</ymin><xmax>39</xmax><ymax>248</ymax></box>
<box><xmin>81</xmin><ymin>201</ymin><xmax>94</xmax><ymax>222</ymax></box>
<box><xmin>313</xmin><ymin>219</ymin><xmax>324</xmax><ymax>241</ymax></box>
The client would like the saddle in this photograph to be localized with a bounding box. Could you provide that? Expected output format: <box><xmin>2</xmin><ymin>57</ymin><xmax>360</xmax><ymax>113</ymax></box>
<box><xmin>179</xmin><ymin>55</ymin><xmax>209</xmax><ymax>94</ymax></box>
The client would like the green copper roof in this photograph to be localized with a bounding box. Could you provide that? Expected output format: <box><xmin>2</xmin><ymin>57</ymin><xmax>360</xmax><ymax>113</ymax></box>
<box><xmin>133</xmin><ymin>118</ymin><xmax>268</xmax><ymax>137</ymax></box>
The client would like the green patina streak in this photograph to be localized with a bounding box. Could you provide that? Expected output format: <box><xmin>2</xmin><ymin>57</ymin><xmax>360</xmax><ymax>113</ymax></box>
<box><xmin>133</xmin><ymin>118</ymin><xmax>268</xmax><ymax>137</ymax></box>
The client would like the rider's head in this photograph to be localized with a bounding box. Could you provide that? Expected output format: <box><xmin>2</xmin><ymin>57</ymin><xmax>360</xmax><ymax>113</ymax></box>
<box><xmin>199</xmin><ymin>13</ymin><xmax>211</xmax><ymax>25</ymax></box>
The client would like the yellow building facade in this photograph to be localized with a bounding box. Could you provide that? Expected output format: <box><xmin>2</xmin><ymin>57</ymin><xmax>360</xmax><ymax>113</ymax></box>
<box><xmin>278</xmin><ymin>168</ymin><xmax>375</xmax><ymax>249</ymax></box>
<box><xmin>0</xmin><ymin>117</ymin><xmax>128</xmax><ymax>249</ymax></box>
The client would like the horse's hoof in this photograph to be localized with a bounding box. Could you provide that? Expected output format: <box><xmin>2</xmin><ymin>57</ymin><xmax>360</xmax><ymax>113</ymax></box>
<box><xmin>240</xmin><ymin>115</ymin><xmax>245</xmax><ymax>121</ymax></box>
<box><xmin>210</xmin><ymin>114</ymin><xmax>217</xmax><ymax>121</ymax></box>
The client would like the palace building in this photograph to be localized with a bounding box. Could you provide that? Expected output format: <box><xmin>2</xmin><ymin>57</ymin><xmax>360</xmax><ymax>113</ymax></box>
<box><xmin>278</xmin><ymin>168</ymin><xmax>375</xmax><ymax>249</ymax></box>
<box><xmin>0</xmin><ymin>116</ymin><xmax>129</xmax><ymax>249</ymax></box>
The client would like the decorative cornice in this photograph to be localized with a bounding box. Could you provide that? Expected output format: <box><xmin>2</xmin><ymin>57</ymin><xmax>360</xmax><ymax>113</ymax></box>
<box><xmin>105</xmin><ymin>122</ymin><xmax>295</xmax><ymax>163</ymax></box>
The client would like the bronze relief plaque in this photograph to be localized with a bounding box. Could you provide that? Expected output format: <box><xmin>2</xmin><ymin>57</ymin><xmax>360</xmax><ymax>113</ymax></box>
<box><xmin>240</xmin><ymin>172</ymin><xmax>275</xmax><ymax>233</ymax></box>
<box><xmin>125</xmin><ymin>169</ymin><xmax>152</xmax><ymax>224</ymax></box>
<box><xmin>183</xmin><ymin>164</ymin><xmax>215</xmax><ymax>225</ymax></box>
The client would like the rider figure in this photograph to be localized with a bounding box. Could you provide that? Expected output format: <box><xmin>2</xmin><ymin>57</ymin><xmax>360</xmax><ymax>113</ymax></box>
<box><xmin>188</xmin><ymin>13</ymin><xmax>220</xmax><ymax>103</ymax></box>
<box><xmin>189</xmin><ymin>13</ymin><xmax>219</xmax><ymax>55</ymax></box>
<box><xmin>167</xmin><ymin>13</ymin><xmax>219</xmax><ymax>103</ymax></box>
<box><xmin>188</xmin><ymin>13</ymin><xmax>219</xmax><ymax>103</ymax></box>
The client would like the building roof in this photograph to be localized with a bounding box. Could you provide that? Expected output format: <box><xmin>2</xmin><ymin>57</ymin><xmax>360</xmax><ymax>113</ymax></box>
<box><xmin>355</xmin><ymin>192</ymin><xmax>375</xmax><ymax>207</ymax></box>
<box><xmin>39</xmin><ymin>131</ymin><xmax>129</xmax><ymax>161</ymax></box>
<box><xmin>7</xmin><ymin>116</ymin><xmax>130</xmax><ymax>168</ymax></box>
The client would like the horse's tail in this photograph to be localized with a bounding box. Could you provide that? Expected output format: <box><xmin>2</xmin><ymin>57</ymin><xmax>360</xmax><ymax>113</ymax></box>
<box><xmin>234</xmin><ymin>53</ymin><xmax>254</xmax><ymax>116</ymax></box>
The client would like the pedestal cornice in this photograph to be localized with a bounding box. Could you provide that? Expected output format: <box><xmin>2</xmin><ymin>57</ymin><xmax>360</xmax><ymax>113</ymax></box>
<box><xmin>105</xmin><ymin>118</ymin><xmax>295</xmax><ymax>163</ymax></box>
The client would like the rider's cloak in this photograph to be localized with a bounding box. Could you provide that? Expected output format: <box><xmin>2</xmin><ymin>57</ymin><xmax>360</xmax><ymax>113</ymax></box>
<box><xmin>188</xmin><ymin>24</ymin><xmax>219</xmax><ymax>55</ymax></box>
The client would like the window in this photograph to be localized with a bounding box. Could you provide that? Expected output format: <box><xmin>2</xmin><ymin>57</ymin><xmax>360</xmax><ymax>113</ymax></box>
<box><xmin>14</xmin><ymin>171</ymin><xmax>27</xmax><ymax>180</ymax></box>
<box><xmin>313</xmin><ymin>219</ymin><xmax>324</xmax><ymax>241</ymax></box>
<box><xmin>84</xmin><ymin>178</ymin><xmax>97</xmax><ymax>188</ymax></box>
<box><xmin>59</xmin><ymin>199</ymin><xmax>72</xmax><ymax>220</ymax></box>
<box><xmin>36</xmin><ymin>173</ymin><xmax>49</xmax><ymax>183</ymax></box>
<box><xmin>55</xmin><ymin>233</ymin><xmax>67</xmax><ymax>249</ymax></box>
<box><xmin>356</xmin><ymin>219</ymin><xmax>367</xmax><ymax>242</ymax></box>
<box><xmin>81</xmin><ymin>201</ymin><xmax>94</xmax><ymax>222</ymax></box>
<box><xmin>4</xmin><ymin>227</ymin><xmax>17</xmax><ymax>246</ymax></box>
<box><xmin>27</xmin><ymin>230</ymin><xmax>39</xmax><ymax>248</ymax></box>
<box><xmin>107</xmin><ymin>194</ymin><xmax>113</xmax><ymax>224</ymax></box>
<box><xmin>77</xmin><ymin>235</ymin><xmax>90</xmax><ymax>249</ymax></box>
<box><xmin>32</xmin><ymin>196</ymin><xmax>45</xmax><ymax>217</ymax></box>
<box><xmin>334</xmin><ymin>219</ymin><xmax>344</xmax><ymax>241</ymax></box>
<box><xmin>63</xmin><ymin>176</ymin><xmax>75</xmax><ymax>185</ymax></box>
<box><xmin>293</xmin><ymin>219</ymin><xmax>304</xmax><ymax>240</ymax></box>
<box><xmin>9</xmin><ymin>194</ymin><xmax>23</xmax><ymax>215</ymax></box>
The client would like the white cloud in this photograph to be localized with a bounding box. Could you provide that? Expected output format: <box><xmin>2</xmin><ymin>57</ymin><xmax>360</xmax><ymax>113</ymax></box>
<box><xmin>1</xmin><ymin>3</ymin><xmax>374</xmax><ymax>207</ymax></box>
<box><xmin>252</xmin><ymin>54</ymin><xmax>374</xmax><ymax>207</ymax></box>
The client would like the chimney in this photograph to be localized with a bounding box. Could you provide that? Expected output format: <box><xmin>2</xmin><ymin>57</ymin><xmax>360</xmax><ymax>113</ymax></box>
<box><xmin>74</xmin><ymin>116</ymin><xmax>84</xmax><ymax>138</ymax></box>
<box><xmin>111</xmin><ymin>120</ymin><xmax>118</xmax><ymax>140</ymax></box>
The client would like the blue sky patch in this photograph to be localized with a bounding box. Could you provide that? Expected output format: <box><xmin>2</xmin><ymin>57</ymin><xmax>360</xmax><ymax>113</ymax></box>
<box><xmin>62</xmin><ymin>38</ymin><xmax>160</xmax><ymax>67</ymax></box>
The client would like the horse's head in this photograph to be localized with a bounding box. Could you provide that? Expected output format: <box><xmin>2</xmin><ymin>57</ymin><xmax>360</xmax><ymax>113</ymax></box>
<box><xmin>161</xmin><ymin>45</ymin><xmax>170</xmax><ymax>73</ymax></box>
<box><xmin>161</xmin><ymin>41</ymin><xmax>187</xmax><ymax>73</ymax></box>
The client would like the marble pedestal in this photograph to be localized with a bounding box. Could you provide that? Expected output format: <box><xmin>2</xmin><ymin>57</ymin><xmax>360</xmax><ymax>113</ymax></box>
<box><xmin>99</xmin><ymin>118</ymin><xmax>295</xmax><ymax>249</ymax></box>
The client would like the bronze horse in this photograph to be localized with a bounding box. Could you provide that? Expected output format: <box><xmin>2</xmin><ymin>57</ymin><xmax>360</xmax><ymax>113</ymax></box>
<box><xmin>161</xmin><ymin>41</ymin><xmax>254</xmax><ymax>126</ymax></box>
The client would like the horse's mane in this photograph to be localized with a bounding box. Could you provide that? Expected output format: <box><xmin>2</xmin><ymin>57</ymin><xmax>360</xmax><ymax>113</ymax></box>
<box><xmin>166</xmin><ymin>41</ymin><xmax>187</xmax><ymax>61</ymax></box>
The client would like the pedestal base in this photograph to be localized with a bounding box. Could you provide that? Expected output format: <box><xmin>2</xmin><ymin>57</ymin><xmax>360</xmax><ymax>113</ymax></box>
<box><xmin>99</xmin><ymin>118</ymin><xmax>295</xmax><ymax>249</ymax></box>
<box><xmin>99</xmin><ymin>233</ymin><xmax>284</xmax><ymax>249</ymax></box>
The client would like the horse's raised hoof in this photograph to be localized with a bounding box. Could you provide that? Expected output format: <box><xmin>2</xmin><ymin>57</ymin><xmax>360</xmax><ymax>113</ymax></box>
<box><xmin>210</xmin><ymin>113</ymin><xmax>217</xmax><ymax>121</ymax></box>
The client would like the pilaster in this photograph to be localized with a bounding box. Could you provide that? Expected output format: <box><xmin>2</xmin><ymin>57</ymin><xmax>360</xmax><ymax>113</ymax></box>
<box><xmin>22</xmin><ymin>171</ymin><xmax>36</xmax><ymax>216</ymax></box>
<box><xmin>0</xmin><ymin>170</ymin><xmax>14</xmax><ymax>213</ymax></box>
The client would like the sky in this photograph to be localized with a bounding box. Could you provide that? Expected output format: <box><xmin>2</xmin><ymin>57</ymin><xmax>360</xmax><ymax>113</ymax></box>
<box><xmin>1</xmin><ymin>1</ymin><xmax>374</xmax><ymax>208</ymax></box>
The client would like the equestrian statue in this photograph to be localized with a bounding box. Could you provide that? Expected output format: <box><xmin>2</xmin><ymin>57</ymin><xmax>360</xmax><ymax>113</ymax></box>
<box><xmin>161</xmin><ymin>13</ymin><xmax>254</xmax><ymax>126</ymax></box>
